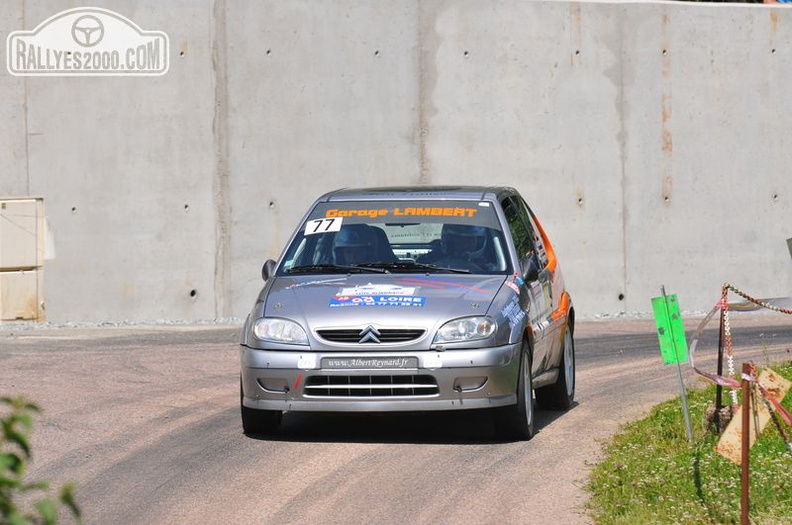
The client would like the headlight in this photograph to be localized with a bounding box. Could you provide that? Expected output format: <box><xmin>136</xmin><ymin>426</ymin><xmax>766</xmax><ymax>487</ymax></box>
<box><xmin>433</xmin><ymin>316</ymin><xmax>496</xmax><ymax>344</ymax></box>
<box><xmin>252</xmin><ymin>318</ymin><xmax>308</xmax><ymax>345</ymax></box>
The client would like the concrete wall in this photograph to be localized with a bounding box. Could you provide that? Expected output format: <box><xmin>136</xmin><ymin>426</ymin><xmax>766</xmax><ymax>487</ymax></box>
<box><xmin>1</xmin><ymin>0</ymin><xmax>790</xmax><ymax>322</ymax></box>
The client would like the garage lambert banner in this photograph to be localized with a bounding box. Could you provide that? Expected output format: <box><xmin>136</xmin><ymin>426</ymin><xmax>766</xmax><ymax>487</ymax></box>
<box><xmin>6</xmin><ymin>7</ymin><xmax>169</xmax><ymax>76</ymax></box>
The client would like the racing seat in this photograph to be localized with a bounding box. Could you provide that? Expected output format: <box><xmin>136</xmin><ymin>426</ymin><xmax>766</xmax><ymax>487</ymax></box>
<box><xmin>370</xmin><ymin>226</ymin><xmax>399</xmax><ymax>262</ymax></box>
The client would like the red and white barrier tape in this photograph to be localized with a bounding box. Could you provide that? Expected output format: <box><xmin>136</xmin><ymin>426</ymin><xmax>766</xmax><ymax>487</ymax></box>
<box><xmin>688</xmin><ymin>285</ymin><xmax>792</xmax><ymax>427</ymax></box>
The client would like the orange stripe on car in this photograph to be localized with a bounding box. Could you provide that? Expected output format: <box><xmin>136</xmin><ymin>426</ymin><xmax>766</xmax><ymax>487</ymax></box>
<box><xmin>533</xmin><ymin>216</ymin><xmax>557</xmax><ymax>273</ymax></box>
<box><xmin>551</xmin><ymin>291</ymin><xmax>570</xmax><ymax>321</ymax></box>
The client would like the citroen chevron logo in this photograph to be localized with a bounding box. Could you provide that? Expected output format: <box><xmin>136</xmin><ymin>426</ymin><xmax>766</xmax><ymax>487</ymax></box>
<box><xmin>358</xmin><ymin>325</ymin><xmax>381</xmax><ymax>344</ymax></box>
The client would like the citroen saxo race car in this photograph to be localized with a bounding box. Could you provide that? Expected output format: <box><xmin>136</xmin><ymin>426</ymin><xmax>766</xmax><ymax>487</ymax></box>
<box><xmin>240</xmin><ymin>186</ymin><xmax>575</xmax><ymax>440</ymax></box>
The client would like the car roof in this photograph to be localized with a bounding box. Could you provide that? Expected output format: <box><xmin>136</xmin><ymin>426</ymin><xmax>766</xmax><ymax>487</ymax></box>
<box><xmin>318</xmin><ymin>186</ymin><xmax>517</xmax><ymax>203</ymax></box>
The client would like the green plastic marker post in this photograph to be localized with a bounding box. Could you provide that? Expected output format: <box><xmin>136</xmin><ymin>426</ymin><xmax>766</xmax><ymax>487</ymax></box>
<box><xmin>652</xmin><ymin>287</ymin><xmax>693</xmax><ymax>443</ymax></box>
<box><xmin>651</xmin><ymin>292</ymin><xmax>688</xmax><ymax>364</ymax></box>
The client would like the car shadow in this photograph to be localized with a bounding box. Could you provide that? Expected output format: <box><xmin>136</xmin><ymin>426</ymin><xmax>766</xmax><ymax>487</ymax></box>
<box><xmin>244</xmin><ymin>401</ymin><xmax>579</xmax><ymax>445</ymax></box>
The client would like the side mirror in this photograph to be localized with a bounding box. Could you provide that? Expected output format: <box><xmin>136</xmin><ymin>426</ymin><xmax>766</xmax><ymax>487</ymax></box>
<box><xmin>524</xmin><ymin>254</ymin><xmax>540</xmax><ymax>282</ymax></box>
<box><xmin>261</xmin><ymin>259</ymin><xmax>277</xmax><ymax>281</ymax></box>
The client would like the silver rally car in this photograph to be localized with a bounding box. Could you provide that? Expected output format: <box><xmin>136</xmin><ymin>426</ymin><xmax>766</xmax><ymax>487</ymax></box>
<box><xmin>240</xmin><ymin>186</ymin><xmax>575</xmax><ymax>440</ymax></box>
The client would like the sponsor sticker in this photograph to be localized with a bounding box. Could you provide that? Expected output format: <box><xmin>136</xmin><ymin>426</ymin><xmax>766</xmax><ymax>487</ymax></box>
<box><xmin>501</xmin><ymin>296</ymin><xmax>526</xmax><ymax>328</ymax></box>
<box><xmin>297</xmin><ymin>354</ymin><xmax>317</xmax><ymax>370</ymax></box>
<box><xmin>505</xmin><ymin>272</ymin><xmax>523</xmax><ymax>295</ymax></box>
<box><xmin>329</xmin><ymin>295</ymin><xmax>426</xmax><ymax>308</ymax></box>
<box><xmin>325</xmin><ymin>207</ymin><xmax>478</xmax><ymax>218</ymax></box>
<box><xmin>7</xmin><ymin>7</ymin><xmax>169</xmax><ymax>76</ymax></box>
<box><xmin>286</xmin><ymin>277</ymin><xmax>347</xmax><ymax>289</ymax></box>
<box><xmin>339</xmin><ymin>284</ymin><xmax>416</xmax><ymax>296</ymax></box>
<box><xmin>321</xmin><ymin>357</ymin><xmax>418</xmax><ymax>369</ymax></box>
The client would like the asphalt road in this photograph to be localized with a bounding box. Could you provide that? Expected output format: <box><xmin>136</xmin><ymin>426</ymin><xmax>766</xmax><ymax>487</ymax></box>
<box><xmin>1</xmin><ymin>313</ymin><xmax>790</xmax><ymax>525</ymax></box>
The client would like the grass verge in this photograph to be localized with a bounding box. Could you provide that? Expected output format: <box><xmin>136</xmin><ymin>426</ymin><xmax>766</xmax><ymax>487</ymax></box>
<box><xmin>586</xmin><ymin>362</ymin><xmax>792</xmax><ymax>524</ymax></box>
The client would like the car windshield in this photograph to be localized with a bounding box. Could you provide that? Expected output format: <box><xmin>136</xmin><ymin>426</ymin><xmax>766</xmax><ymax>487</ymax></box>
<box><xmin>279</xmin><ymin>200</ymin><xmax>512</xmax><ymax>275</ymax></box>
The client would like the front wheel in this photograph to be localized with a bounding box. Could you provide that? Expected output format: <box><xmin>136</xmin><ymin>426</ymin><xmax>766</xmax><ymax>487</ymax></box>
<box><xmin>493</xmin><ymin>344</ymin><xmax>535</xmax><ymax>441</ymax></box>
<box><xmin>535</xmin><ymin>324</ymin><xmax>575</xmax><ymax>410</ymax></box>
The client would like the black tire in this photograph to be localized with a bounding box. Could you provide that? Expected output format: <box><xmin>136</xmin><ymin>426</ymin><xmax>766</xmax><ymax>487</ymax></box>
<box><xmin>240</xmin><ymin>381</ymin><xmax>282</xmax><ymax>435</ymax></box>
<box><xmin>535</xmin><ymin>324</ymin><xmax>575</xmax><ymax>410</ymax></box>
<box><xmin>493</xmin><ymin>343</ymin><xmax>535</xmax><ymax>441</ymax></box>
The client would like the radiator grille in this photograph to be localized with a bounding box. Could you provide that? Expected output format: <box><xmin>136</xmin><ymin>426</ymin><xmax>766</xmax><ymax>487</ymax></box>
<box><xmin>316</xmin><ymin>328</ymin><xmax>425</xmax><ymax>344</ymax></box>
<box><xmin>304</xmin><ymin>375</ymin><xmax>438</xmax><ymax>397</ymax></box>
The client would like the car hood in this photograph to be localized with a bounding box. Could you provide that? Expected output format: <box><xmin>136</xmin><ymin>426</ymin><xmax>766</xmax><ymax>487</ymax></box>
<box><xmin>264</xmin><ymin>274</ymin><xmax>507</xmax><ymax>330</ymax></box>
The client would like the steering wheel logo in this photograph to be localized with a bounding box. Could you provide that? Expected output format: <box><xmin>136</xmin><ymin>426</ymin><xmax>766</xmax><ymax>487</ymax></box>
<box><xmin>71</xmin><ymin>15</ymin><xmax>104</xmax><ymax>47</ymax></box>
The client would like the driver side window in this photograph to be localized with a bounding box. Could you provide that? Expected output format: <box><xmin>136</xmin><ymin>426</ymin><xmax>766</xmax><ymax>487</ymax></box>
<box><xmin>517</xmin><ymin>197</ymin><xmax>548</xmax><ymax>269</ymax></box>
<box><xmin>502</xmin><ymin>197</ymin><xmax>536</xmax><ymax>261</ymax></box>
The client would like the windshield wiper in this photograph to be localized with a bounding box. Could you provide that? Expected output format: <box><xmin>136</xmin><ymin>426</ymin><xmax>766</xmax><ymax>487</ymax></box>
<box><xmin>358</xmin><ymin>261</ymin><xmax>471</xmax><ymax>274</ymax></box>
<box><xmin>286</xmin><ymin>264</ymin><xmax>387</xmax><ymax>275</ymax></box>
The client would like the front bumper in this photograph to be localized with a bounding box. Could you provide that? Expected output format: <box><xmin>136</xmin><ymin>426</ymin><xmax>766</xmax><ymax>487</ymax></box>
<box><xmin>240</xmin><ymin>342</ymin><xmax>521</xmax><ymax>412</ymax></box>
